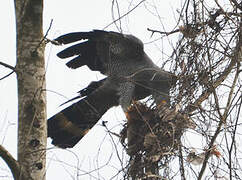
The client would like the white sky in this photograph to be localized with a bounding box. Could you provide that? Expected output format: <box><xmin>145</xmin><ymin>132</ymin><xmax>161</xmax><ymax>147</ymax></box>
<box><xmin>0</xmin><ymin>0</ymin><xmax>204</xmax><ymax>179</ymax></box>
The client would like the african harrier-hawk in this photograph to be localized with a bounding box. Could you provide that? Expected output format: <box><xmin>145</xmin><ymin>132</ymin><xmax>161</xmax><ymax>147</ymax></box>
<box><xmin>48</xmin><ymin>30</ymin><xmax>175</xmax><ymax>148</ymax></box>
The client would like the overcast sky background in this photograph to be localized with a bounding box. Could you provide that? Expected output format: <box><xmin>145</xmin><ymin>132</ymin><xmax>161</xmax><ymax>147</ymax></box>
<box><xmin>0</xmin><ymin>0</ymin><xmax>209</xmax><ymax>179</ymax></box>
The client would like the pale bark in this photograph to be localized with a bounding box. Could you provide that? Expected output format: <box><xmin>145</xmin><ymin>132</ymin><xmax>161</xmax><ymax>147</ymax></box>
<box><xmin>14</xmin><ymin>0</ymin><xmax>46</xmax><ymax>179</ymax></box>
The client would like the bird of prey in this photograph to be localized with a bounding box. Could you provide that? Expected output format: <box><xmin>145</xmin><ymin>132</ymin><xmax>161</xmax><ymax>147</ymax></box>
<box><xmin>48</xmin><ymin>30</ymin><xmax>176</xmax><ymax>148</ymax></box>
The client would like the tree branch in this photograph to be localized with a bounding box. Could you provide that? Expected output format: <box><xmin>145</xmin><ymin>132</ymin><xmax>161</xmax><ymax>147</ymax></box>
<box><xmin>0</xmin><ymin>144</ymin><xmax>27</xmax><ymax>180</ymax></box>
<box><xmin>0</xmin><ymin>71</ymin><xmax>15</xmax><ymax>81</ymax></box>
<box><xmin>36</xmin><ymin>19</ymin><xmax>53</xmax><ymax>51</ymax></box>
<box><xmin>185</xmin><ymin>37</ymin><xmax>242</xmax><ymax>114</ymax></box>
<box><xmin>0</xmin><ymin>61</ymin><xmax>16</xmax><ymax>71</ymax></box>
<box><xmin>197</xmin><ymin>27</ymin><xmax>242</xmax><ymax>179</ymax></box>
<box><xmin>147</xmin><ymin>28</ymin><xmax>180</xmax><ymax>37</ymax></box>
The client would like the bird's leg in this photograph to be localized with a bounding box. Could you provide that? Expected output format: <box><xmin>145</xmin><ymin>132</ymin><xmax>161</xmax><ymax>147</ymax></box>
<box><xmin>118</xmin><ymin>82</ymin><xmax>135</xmax><ymax>114</ymax></box>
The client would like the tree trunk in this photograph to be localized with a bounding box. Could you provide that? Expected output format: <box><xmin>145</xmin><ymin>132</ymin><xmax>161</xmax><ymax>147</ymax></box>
<box><xmin>14</xmin><ymin>0</ymin><xmax>46</xmax><ymax>179</ymax></box>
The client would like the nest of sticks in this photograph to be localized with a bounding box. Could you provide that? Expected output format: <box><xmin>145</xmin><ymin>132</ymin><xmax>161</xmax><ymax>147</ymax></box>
<box><xmin>120</xmin><ymin>102</ymin><xmax>195</xmax><ymax>178</ymax></box>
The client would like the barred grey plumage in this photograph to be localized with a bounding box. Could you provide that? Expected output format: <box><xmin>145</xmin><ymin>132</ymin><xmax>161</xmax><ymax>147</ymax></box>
<box><xmin>48</xmin><ymin>30</ymin><xmax>176</xmax><ymax>148</ymax></box>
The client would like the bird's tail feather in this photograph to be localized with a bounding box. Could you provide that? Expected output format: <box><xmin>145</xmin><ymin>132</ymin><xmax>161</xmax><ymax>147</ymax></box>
<box><xmin>47</xmin><ymin>79</ymin><xmax>119</xmax><ymax>148</ymax></box>
<box><xmin>47</xmin><ymin>99</ymin><xmax>101</xmax><ymax>148</ymax></box>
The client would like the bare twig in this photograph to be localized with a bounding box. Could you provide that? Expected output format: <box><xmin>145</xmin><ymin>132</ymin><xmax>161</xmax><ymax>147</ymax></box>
<box><xmin>0</xmin><ymin>71</ymin><xmax>15</xmax><ymax>81</ymax></box>
<box><xmin>35</xmin><ymin>19</ymin><xmax>53</xmax><ymax>51</ymax></box>
<box><xmin>179</xmin><ymin>145</ymin><xmax>186</xmax><ymax>180</ymax></box>
<box><xmin>147</xmin><ymin>28</ymin><xmax>180</xmax><ymax>37</ymax></box>
<box><xmin>103</xmin><ymin>0</ymin><xmax>146</xmax><ymax>29</ymax></box>
<box><xmin>197</xmin><ymin>40</ymin><xmax>241</xmax><ymax>179</ymax></box>
<box><xmin>0</xmin><ymin>61</ymin><xmax>16</xmax><ymax>80</ymax></box>
<box><xmin>0</xmin><ymin>61</ymin><xmax>16</xmax><ymax>71</ymax></box>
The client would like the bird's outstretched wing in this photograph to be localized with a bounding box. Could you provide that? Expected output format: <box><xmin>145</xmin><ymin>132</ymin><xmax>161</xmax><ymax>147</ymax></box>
<box><xmin>54</xmin><ymin>30</ymin><xmax>144</xmax><ymax>74</ymax></box>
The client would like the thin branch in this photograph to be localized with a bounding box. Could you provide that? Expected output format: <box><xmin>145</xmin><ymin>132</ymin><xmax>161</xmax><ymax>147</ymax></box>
<box><xmin>103</xmin><ymin>0</ymin><xmax>146</xmax><ymax>29</ymax></box>
<box><xmin>185</xmin><ymin>15</ymin><xmax>241</xmax><ymax>114</ymax></box>
<box><xmin>178</xmin><ymin>145</ymin><xmax>186</xmax><ymax>180</ymax></box>
<box><xmin>0</xmin><ymin>61</ymin><xmax>16</xmax><ymax>71</ymax></box>
<box><xmin>186</xmin><ymin>38</ymin><xmax>242</xmax><ymax>114</ymax></box>
<box><xmin>198</xmin><ymin>43</ymin><xmax>241</xmax><ymax>180</ymax></box>
<box><xmin>35</xmin><ymin>19</ymin><xmax>53</xmax><ymax>51</ymax></box>
<box><xmin>0</xmin><ymin>71</ymin><xmax>15</xmax><ymax>81</ymax></box>
<box><xmin>197</xmin><ymin>89</ymin><xmax>224</xmax><ymax>180</ymax></box>
<box><xmin>228</xmin><ymin>93</ymin><xmax>242</xmax><ymax>179</ymax></box>
<box><xmin>147</xmin><ymin>28</ymin><xmax>180</xmax><ymax>37</ymax></box>
<box><xmin>230</xmin><ymin>0</ymin><xmax>242</xmax><ymax>11</ymax></box>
